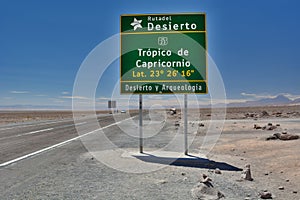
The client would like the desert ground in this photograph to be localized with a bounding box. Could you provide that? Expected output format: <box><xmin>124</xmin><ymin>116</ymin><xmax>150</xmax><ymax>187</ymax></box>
<box><xmin>0</xmin><ymin>105</ymin><xmax>299</xmax><ymax>199</ymax></box>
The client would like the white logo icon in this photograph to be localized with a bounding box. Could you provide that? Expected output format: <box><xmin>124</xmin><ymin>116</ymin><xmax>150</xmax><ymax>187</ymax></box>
<box><xmin>130</xmin><ymin>18</ymin><xmax>142</xmax><ymax>31</ymax></box>
<box><xmin>158</xmin><ymin>37</ymin><xmax>168</xmax><ymax>46</ymax></box>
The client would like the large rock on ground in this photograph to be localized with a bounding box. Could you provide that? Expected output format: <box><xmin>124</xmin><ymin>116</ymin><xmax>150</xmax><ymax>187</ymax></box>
<box><xmin>273</xmin><ymin>133</ymin><xmax>299</xmax><ymax>141</ymax></box>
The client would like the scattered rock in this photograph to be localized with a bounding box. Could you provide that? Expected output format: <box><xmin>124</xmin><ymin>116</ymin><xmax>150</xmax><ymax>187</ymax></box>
<box><xmin>254</xmin><ymin>124</ymin><xmax>262</xmax><ymax>129</ymax></box>
<box><xmin>170</xmin><ymin>107</ymin><xmax>176</xmax><ymax>115</ymax></box>
<box><xmin>278</xmin><ymin>186</ymin><xmax>284</xmax><ymax>190</ymax></box>
<box><xmin>199</xmin><ymin>123</ymin><xmax>205</xmax><ymax>127</ymax></box>
<box><xmin>267</xmin><ymin>125</ymin><xmax>277</xmax><ymax>131</ymax></box>
<box><xmin>261</xmin><ymin>111</ymin><xmax>270</xmax><ymax>117</ymax></box>
<box><xmin>267</xmin><ymin>123</ymin><xmax>273</xmax><ymax>126</ymax></box>
<box><xmin>214</xmin><ymin>168</ymin><xmax>222</xmax><ymax>174</ymax></box>
<box><xmin>245</xmin><ymin>113</ymin><xmax>257</xmax><ymax>118</ymax></box>
<box><xmin>175</xmin><ymin>121</ymin><xmax>180</xmax><ymax>127</ymax></box>
<box><xmin>292</xmin><ymin>112</ymin><xmax>300</xmax><ymax>117</ymax></box>
<box><xmin>292</xmin><ymin>191</ymin><xmax>298</xmax><ymax>194</ymax></box>
<box><xmin>276</xmin><ymin>124</ymin><xmax>280</xmax><ymax>126</ymax></box>
<box><xmin>241</xmin><ymin>164</ymin><xmax>253</xmax><ymax>181</ymax></box>
<box><xmin>181</xmin><ymin>172</ymin><xmax>186</xmax><ymax>176</ymax></box>
<box><xmin>282</xmin><ymin>131</ymin><xmax>287</xmax><ymax>134</ymax></box>
<box><xmin>158</xmin><ymin>180</ymin><xmax>167</xmax><ymax>184</ymax></box>
<box><xmin>266</xmin><ymin>135</ymin><xmax>278</xmax><ymax>141</ymax></box>
<box><xmin>259</xmin><ymin>191</ymin><xmax>272</xmax><ymax>199</ymax></box>
<box><xmin>200</xmin><ymin>174</ymin><xmax>212</xmax><ymax>184</ymax></box>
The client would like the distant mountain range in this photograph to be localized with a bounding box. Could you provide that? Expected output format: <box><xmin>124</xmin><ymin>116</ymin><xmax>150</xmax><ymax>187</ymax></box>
<box><xmin>228</xmin><ymin>95</ymin><xmax>300</xmax><ymax>107</ymax></box>
<box><xmin>293</xmin><ymin>98</ymin><xmax>300</xmax><ymax>104</ymax></box>
<box><xmin>0</xmin><ymin>95</ymin><xmax>299</xmax><ymax>110</ymax></box>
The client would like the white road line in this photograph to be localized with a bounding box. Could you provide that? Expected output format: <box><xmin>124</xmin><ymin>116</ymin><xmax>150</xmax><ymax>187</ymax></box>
<box><xmin>0</xmin><ymin>122</ymin><xmax>88</xmax><ymax>140</ymax></box>
<box><xmin>0</xmin><ymin>116</ymin><xmax>135</xmax><ymax>167</ymax></box>
<box><xmin>0</xmin><ymin>120</ymin><xmax>73</xmax><ymax>131</ymax></box>
<box><xmin>0</xmin><ymin>128</ymin><xmax>54</xmax><ymax>140</ymax></box>
<box><xmin>0</xmin><ymin>127</ymin><xmax>16</xmax><ymax>131</ymax></box>
<box><xmin>24</xmin><ymin>128</ymin><xmax>54</xmax><ymax>135</ymax></box>
<box><xmin>76</xmin><ymin>122</ymin><xmax>87</xmax><ymax>126</ymax></box>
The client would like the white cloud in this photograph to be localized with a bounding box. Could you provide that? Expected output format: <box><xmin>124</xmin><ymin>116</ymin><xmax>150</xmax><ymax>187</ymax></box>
<box><xmin>10</xmin><ymin>90</ymin><xmax>29</xmax><ymax>94</ymax></box>
<box><xmin>53</xmin><ymin>100</ymin><xmax>66</xmax><ymax>103</ymax></box>
<box><xmin>241</xmin><ymin>92</ymin><xmax>275</xmax><ymax>99</ymax></box>
<box><xmin>60</xmin><ymin>96</ymin><xmax>90</xmax><ymax>100</ymax></box>
<box><xmin>61</xmin><ymin>91</ymin><xmax>69</xmax><ymax>95</ymax></box>
<box><xmin>97</xmin><ymin>97</ymin><xmax>111</xmax><ymax>101</ymax></box>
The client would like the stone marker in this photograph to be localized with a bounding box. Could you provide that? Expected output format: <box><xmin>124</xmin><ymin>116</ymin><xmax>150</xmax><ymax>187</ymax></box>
<box><xmin>191</xmin><ymin>174</ymin><xmax>225</xmax><ymax>200</ymax></box>
<box><xmin>241</xmin><ymin>164</ymin><xmax>253</xmax><ymax>181</ymax></box>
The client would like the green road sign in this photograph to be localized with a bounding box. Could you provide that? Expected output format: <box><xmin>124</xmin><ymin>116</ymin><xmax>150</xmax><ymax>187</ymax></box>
<box><xmin>120</xmin><ymin>13</ymin><xmax>207</xmax><ymax>94</ymax></box>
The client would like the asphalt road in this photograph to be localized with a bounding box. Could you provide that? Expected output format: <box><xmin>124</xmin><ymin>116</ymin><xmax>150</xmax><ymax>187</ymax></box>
<box><xmin>0</xmin><ymin>113</ymin><xmax>137</xmax><ymax>166</ymax></box>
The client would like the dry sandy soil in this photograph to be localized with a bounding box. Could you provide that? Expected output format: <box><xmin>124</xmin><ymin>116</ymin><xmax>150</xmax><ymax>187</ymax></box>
<box><xmin>159</xmin><ymin>105</ymin><xmax>300</xmax><ymax>199</ymax></box>
<box><xmin>0</xmin><ymin>105</ymin><xmax>299</xmax><ymax>199</ymax></box>
<box><xmin>173</xmin><ymin>105</ymin><xmax>300</xmax><ymax>199</ymax></box>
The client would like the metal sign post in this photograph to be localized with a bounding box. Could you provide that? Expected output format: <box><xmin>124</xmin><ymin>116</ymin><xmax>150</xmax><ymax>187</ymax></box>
<box><xmin>139</xmin><ymin>94</ymin><xmax>143</xmax><ymax>153</ymax></box>
<box><xmin>184</xmin><ymin>94</ymin><xmax>188</xmax><ymax>155</ymax></box>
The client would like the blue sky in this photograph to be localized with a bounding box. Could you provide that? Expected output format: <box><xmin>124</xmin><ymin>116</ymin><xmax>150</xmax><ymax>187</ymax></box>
<box><xmin>1</xmin><ymin>0</ymin><xmax>300</xmax><ymax>109</ymax></box>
